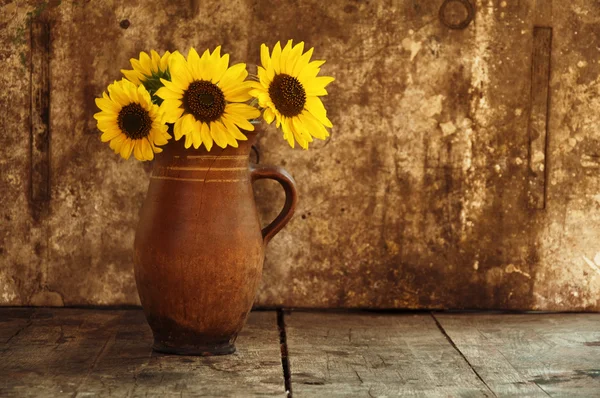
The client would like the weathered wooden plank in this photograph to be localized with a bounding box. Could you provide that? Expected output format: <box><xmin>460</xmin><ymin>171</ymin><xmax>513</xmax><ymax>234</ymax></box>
<box><xmin>0</xmin><ymin>309</ymin><xmax>285</xmax><ymax>397</ymax></box>
<box><xmin>285</xmin><ymin>312</ymin><xmax>493</xmax><ymax>397</ymax></box>
<box><xmin>30</xmin><ymin>20</ymin><xmax>51</xmax><ymax>203</ymax></box>
<box><xmin>436</xmin><ymin>313</ymin><xmax>600</xmax><ymax>397</ymax></box>
<box><xmin>527</xmin><ymin>26</ymin><xmax>552</xmax><ymax>209</ymax></box>
<box><xmin>0</xmin><ymin>308</ymin><xmax>35</xmax><ymax>344</ymax></box>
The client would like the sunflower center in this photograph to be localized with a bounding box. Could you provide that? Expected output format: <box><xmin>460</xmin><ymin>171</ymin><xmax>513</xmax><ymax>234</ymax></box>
<box><xmin>269</xmin><ymin>74</ymin><xmax>306</xmax><ymax>117</ymax></box>
<box><xmin>183</xmin><ymin>80</ymin><xmax>226</xmax><ymax>123</ymax></box>
<box><xmin>117</xmin><ymin>103</ymin><xmax>152</xmax><ymax>140</ymax></box>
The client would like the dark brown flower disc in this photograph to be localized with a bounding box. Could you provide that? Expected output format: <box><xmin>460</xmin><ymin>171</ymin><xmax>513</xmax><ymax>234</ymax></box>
<box><xmin>183</xmin><ymin>80</ymin><xmax>226</xmax><ymax>123</ymax></box>
<box><xmin>118</xmin><ymin>103</ymin><xmax>152</xmax><ymax>139</ymax></box>
<box><xmin>269</xmin><ymin>73</ymin><xmax>306</xmax><ymax>117</ymax></box>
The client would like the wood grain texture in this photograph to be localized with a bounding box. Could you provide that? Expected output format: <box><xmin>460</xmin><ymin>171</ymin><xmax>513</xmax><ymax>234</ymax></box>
<box><xmin>0</xmin><ymin>0</ymin><xmax>599</xmax><ymax>310</ymax></box>
<box><xmin>436</xmin><ymin>313</ymin><xmax>600</xmax><ymax>397</ymax></box>
<box><xmin>285</xmin><ymin>312</ymin><xmax>493</xmax><ymax>397</ymax></box>
<box><xmin>0</xmin><ymin>309</ymin><xmax>285</xmax><ymax>397</ymax></box>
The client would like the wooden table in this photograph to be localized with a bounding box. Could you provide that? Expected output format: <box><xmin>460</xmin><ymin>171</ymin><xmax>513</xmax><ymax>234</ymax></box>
<box><xmin>1</xmin><ymin>309</ymin><xmax>598</xmax><ymax>397</ymax></box>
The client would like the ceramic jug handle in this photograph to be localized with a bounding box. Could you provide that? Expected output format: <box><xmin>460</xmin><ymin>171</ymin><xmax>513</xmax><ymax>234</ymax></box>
<box><xmin>250</xmin><ymin>164</ymin><xmax>298</xmax><ymax>245</ymax></box>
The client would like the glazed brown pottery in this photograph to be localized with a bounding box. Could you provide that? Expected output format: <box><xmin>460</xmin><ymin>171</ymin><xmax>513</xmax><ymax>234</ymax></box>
<box><xmin>133</xmin><ymin>130</ymin><xmax>297</xmax><ymax>355</ymax></box>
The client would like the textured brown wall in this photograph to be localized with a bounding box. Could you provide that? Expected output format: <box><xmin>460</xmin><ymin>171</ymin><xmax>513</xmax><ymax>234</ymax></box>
<box><xmin>1</xmin><ymin>0</ymin><xmax>599</xmax><ymax>310</ymax></box>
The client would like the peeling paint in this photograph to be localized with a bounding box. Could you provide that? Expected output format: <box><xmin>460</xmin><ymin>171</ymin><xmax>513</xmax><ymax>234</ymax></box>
<box><xmin>583</xmin><ymin>256</ymin><xmax>600</xmax><ymax>275</ymax></box>
<box><xmin>401</xmin><ymin>37</ymin><xmax>422</xmax><ymax>62</ymax></box>
<box><xmin>505</xmin><ymin>264</ymin><xmax>532</xmax><ymax>279</ymax></box>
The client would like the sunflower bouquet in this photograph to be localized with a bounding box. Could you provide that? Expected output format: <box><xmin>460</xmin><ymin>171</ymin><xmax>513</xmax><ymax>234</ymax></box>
<box><xmin>94</xmin><ymin>41</ymin><xmax>334</xmax><ymax>161</ymax></box>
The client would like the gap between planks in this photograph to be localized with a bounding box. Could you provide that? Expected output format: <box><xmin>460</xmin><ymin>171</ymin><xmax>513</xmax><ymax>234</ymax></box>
<box><xmin>277</xmin><ymin>309</ymin><xmax>293</xmax><ymax>397</ymax></box>
<box><xmin>431</xmin><ymin>312</ymin><xmax>498</xmax><ymax>397</ymax></box>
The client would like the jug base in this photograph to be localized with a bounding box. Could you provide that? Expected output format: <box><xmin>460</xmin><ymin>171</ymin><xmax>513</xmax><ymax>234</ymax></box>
<box><xmin>153</xmin><ymin>339</ymin><xmax>236</xmax><ymax>356</ymax></box>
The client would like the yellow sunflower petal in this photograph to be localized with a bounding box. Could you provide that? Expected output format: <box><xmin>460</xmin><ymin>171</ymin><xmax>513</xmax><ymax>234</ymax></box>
<box><xmin>121</xmin><ymin>69</ymin><xmax>142</xmax><ymax>85</ymax></box>
<box><xmin>97</xmin><ymin>119</ymin><xmax>118</xmax><ymax>131</ymax></box>
<box><xmin>149</xmin><ymin>128</ymin><xmax>168</xmax><ymax>146</ymax></box>
<box><xmin>168</xmin><ymin>51</ymin><xmax>186</xmax><ymax>69</ymax></box>
<box><xmin>200</xmin><ymin>122</ymin><xmax>213</xmax><ymax>151</ymax></box>
<box><xmin>170</xmin><ymin>57</ymin><xmax>193</xmax><ymax>88</ymax></box>
<box><xmin>95</xmin><ymin>97</ymin><xmax>120</xmax><ymax>113</ymax></box>
<box><xmin>160</xmin><ymin>50</ymin><xmax>173</xmax><ymax>71</ymax></box>
<box><xmin>222</xmin><ymin>82</ymin><xmax>253</xmax><ymax>102</ymax></box>
<box><xmin>263</xmin><ymin>108</ymin><xmax>275</xmax><ymax>124</ymax></box>
<box><xmin>260</xmin><ymin>43</ymin><xmax>271</xmax><ymax>69</ymax></box>
<box><xmin>210</xmin><ymin>45</ymin><xmax>222</xmax><ymax>62</ymax></box>
<box><xmin>298</xmin><ymin>60</ymin><xmax>326</xmax><ymax>82</ymax></box>
<box><xmin>141</xmin><ymin>138</ymin><xmax>154</xmax><ymax>160</ymax></box>
<box><xmin>271</xmin><ymin>42</ymin><xmax>282</xmax><ymax>74</ymax></box>
<box><xmin>223</xmin><ymin>128</ymin><xmax>239</xmax><ymax>148</ymax></box>
<box><xmin>160</xmin><ymin>78</ymin><xmax>184</xmax><ymax>94</ymax></box>
<box><xmin>184</xmin><ymin>129</ymin><xmax>193</xmax><ymax>149</ymax></box>
<box><xmin>291</xmin><ymin>117</ymin><xmax>311</xmax><ymax>149</ymax></box>
<box><xmin>137</xmin><ymin>84</ymin><xmax>152</xmax><ymax>106</ymax></box>
<box><xmin>314</xmin><ymin>75</ymin><xmax>335</xmax><ymax>88</ymax></box>
<box><xmin>222</xmin><ymin>116</ymin><xmax>248</xmax><ymax>141</ymax></box>
<box><xmin>163</xmin><ymin>107</ymin><xmax>184</xmax><ymax>124</ymax></box>
<box><xmin>301</xmin><ymin>111</ymin><xmax>330</xmax><ymax>140</ymax></box>
<box><xmin>192</xmin><ymin>120</ymin><xmax>202</xmax><ymax>149</ymax></box>
<box><xmin>219</xmin><ymin>63</ymin><xmax>248</xmax><ymax>92</ymax></box>
<box><xmin>225</xmin><ymin>103</ymin><xmax>261</xmax><ymax>120</ymax></box>
<box><xmin>256</xmin><ymin>66</ymin><xmax>271</xmax><ymax>88</ymax></box>
<box><xmin>150</xmin><ymin>50</ymin><xmax>161</xmax><ymax>73</ymax></box>
<box><xmin>174</xmin><ymin>116</ymin><xmax>185</xmax><ymax>140</ymax></box>
<box><xmin>211</xmin><ymin>47</ymin><xmax>229</xmax><ymax>83</ymax></box>
<box><xmin>259</xmin><ymin>94</ymin><xmax>272</xmax><ymax>108</ymax></box>
<box><xmin>292</xmin><ymin>46</ymin><xmax>313</xmax><ymax>76</ymax></box>
<box><xmin>301</xmin><ymin>76</ymin><xmax>334</xmax><ymax>97</ymax></box>
<box><xmin>131</xmin><ymin>58</ymin><xmax>150</xmax><ymax>77</ymax></box>
<box><xmin>187</xmin><ymin>47</ymin><xmax>202</xmax><ymax>80</ymax></box>
<box><xmin>286</xmin><ymin>41</ymin><xmax>304</xmax><ymax>75</ymax></box>
<box><xmin>281</xmin><ymin>118</ymin><xmax>295</xmax><ymax>148</ymax></box>
<box><xmin>305</xmin><ymin>96</ymin><xmax>332</xmax><ymax>128</ymax></box>
<box><xmin>182</xmin><ymin>114</ymin><xmax>196</xmax><ymax>137</ymax></box>
<box><xmin>107</xmin><ymin>86</ymin><xmax>130</xmax><ymax>106</ymax></box>
<box><xmin>273</xmin><ymin>110</ymin><xmax>283</xmax><ymax>128</ymax></box>
<box><xmin>266</xmin><ymin>63</ymin><xmax>275</xmax><ymax>81</ymax></box>
<box><xmin>198</xmin><ymin>48</ymin><xmax>212</xmax><ymax>80</ymax></box>
<box><xmin>133</xmin><ymin>140</ymin><xmax>144</xmax><ymax>161</ymax></box>
<box><xmin>140</xmin><ymin>52</ymin><xmax>153</xmax><ymax>73</ymax></box>
<box><xmin>119</xmin><ymin>138</ymin><xmax>134</xmax><ymax>160</ymax></box>
<box><xmin>160</xmin><ymin>98</ymin><xmax>183</xmax><ymax>111</ymax></box>
<box><xmin>225</xmin><ymin>112</ymin><xmax>255</xmax><ymax>131</ymax></box>
<box><xmin>280</xmin><ymin>40</ymin><xmax>293</xmax><ymax>74</ymax></box>
<box><xmin>126</xmin><ymin>83</ymin><xmax>140</xmax><ymax>104</ymax></box>
<box><xmin>100</xmin><ymin>128</ymin><xmax>122</xmax><ymax>142</ymax></box>
<box><xmin>304</xmin><ymin>80</ymin><xmax>328</xmax><ymax>96</ymax></box>
<box><xmin>110</xmin><ymin>134</ymin><xmax>126</xmax><ymax>152</ymax></box>
<box><xmin>94</xmin><ymin>112</ymin><xmax>115</xmax><ymax>121</ymax></box>
<box><xmin>210</xmin><ymin>121</ymin><xmax>228</xmax><ymax>148</ymax></box>
<box><xmin>156</xmin><ymin>86</ymin><xmax>182</xmax><ymax>100</ymax></box>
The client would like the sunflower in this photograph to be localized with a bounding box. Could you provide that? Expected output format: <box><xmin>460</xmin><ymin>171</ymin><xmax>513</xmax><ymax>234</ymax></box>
<box><xmin>249</xmin><ymin>40</ymin><xmax>334</xmax><ymax>149</ymax></box>
<box><xmin>156</xmin><ymin>47</ymin><xmax>260</xmax><ymax>151</ymax></box>
<box><xmin>121</xmin><ymin>50</ymin><xmax>176</xmax><ymax>104</ymax></box>
<box><xmin>94</xmin><ymin>79</ymin><xmax>171</xmax><ymax>161</ymax></box>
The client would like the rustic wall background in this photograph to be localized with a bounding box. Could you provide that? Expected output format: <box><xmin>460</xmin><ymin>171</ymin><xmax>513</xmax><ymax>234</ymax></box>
<box><xmin>1</xmin><ymin>0</ymin><xmax>599</xmax><ymax>310</ymax></box>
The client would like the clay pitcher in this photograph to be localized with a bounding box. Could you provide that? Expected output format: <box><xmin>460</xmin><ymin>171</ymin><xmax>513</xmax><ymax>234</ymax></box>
<box><xmin>133</xmin><ymin>130</ymin><xmax>297</xmax><ymax>355</ymax></box>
